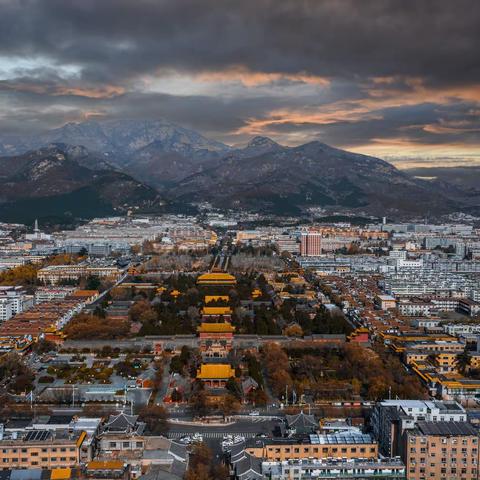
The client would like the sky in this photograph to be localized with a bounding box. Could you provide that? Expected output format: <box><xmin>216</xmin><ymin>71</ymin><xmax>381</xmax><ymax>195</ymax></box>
<box><xmin>0</xmin><ymin>0</ymin><xmax>479</xmax><ymax>169</ymax></box>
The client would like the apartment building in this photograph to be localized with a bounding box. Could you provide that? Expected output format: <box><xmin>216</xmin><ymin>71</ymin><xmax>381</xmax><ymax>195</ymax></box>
<box><xmin>372</xmin><ymin>400</ymin><xmax>467</xmax><ymax>457</ymax></box>
<box><xmin>276</xmin><ymin>235</ymin><xmax>300</xmax><ymax>254</ymax></box>
<box><xmin>96</xmin><ymin>413</ymin><xmax>146</xmax><ymax>458</ymax></box>
<box><xmin>0</xmin><ymin>429</ymin><xmax>86</xmax><ymax>470</ymax></box>
<box><xmin>398</xmin><ymin>300</ymin><xmax>434</xmax><ymax>317</ymax></box>
<box><xmin>262</xmin><ymin>458</ymin><xmax>406</xmax><ymax>480</ymax></box>
<box><xmin>35</xmin><ymin>287</ymin><xmax>76</xmax><ymax>304</ymax></box>
<box><xmin>245</xmin><ymin>433</ymin><xmax>378</xmax><ymax>462</ymax></box>
<box><xmin>459</xmin><ymin>299</ymin><xmax>480</xmax><ymax>317</ymax></box>
<box><xmin>300</xmin><ymin>232</ymin><xmax>323</xmax><ymax>256</ymax></box>
<box><xmin>405</xmin><ymin>421</ymin><xmax>479</xmax><ymax>480</ymax></box>
<box><xmin>0</xmin><ymin>286</ymin><xmax>34</xmax><ymax>322</ymax></box>
<box><xmin>376</xmin><ymin>294</ymin><xmax>397</xmax><ymax>310</ymax></box>
<box><xmin>444</xmin><ymin>324</ymin><xmax>480</xmax><ymax>337</ymax></box>
<box><xmin>398</xmin><ymin>297</ymin><xmax>461</xmax><ymax>317</ymax></box>
<box><xmin>0</xmin><ymin>298</ymin><xmax>14</xmax><ymax>322</ymax></box>
<box><xmin>0</xmin><ymin>296</ymin><xmax>88</xmax><ymax>338</ymax></box>
<box><xmin>37</xmin><ymin>264</ymin><xmax>121</xmax><ymax>285</ymax></box>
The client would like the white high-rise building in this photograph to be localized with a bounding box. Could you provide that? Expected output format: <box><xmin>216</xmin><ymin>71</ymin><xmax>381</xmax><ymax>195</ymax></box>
<box><xmin>0</xmin><ymin>286</ymin><xmax>34</xmax><ymax>322</ymax></box>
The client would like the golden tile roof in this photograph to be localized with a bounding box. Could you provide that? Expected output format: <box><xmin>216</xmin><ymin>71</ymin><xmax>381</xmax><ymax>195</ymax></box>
<box><xmin>197</xmin><ymin>272</ymin><xmax>236</xmax><ymax>284</ymax></box>
<box><xmin>197</xmin><ymin>363</ymin><xmax>235</xmax><ymax>379</ymax></box>
<box><xmin>202</xmin><ymin>306</ymin><xmax>232</xmax><ymax>316</ymax></box>
<box><xmin>205</xmin><ymin>295</ymin><xmax>230</xmax><ymax>303</ymax></box>
<box><xmin>197</xmin><ymin>322</ymin><xmax>235</xmax><ymax>333</ymax></box>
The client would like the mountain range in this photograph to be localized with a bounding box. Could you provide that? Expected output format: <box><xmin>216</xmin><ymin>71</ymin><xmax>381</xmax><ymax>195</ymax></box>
<box><xmin>0</xmin><ymin>145</ymin><xmax>165</xmax><ymax>224</ymax></box>
<box><xmin>0</xmin><ymin>119</ymin><xmax>477</xmax><ymax>222</ymax></box>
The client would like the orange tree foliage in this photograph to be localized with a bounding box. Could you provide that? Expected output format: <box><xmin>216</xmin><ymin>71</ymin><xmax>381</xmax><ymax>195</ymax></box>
<box><xmin>63</xmin><ymin>313</ymin><xmax>130</xmax><ymax>340</ymax></box>
<box><xmin>264</xmin><ymin>341</ymin><xmax>427</xmax><ymax>402</ymax></box>
<box><xmin>185</xmin><ymin>443</ymin><xmax>229</xmax><ymax>480</ymax></box>
<box><xmin>0</xmin><ymin>253</ymin><xmax>84</xmax><ymax>287</ymax></box>
<box><xmin>0</xmin><ymin>353</ymin><xmax>35</xmax><ymax>394</ymax></box>
<box><xmin>0</xmin><ymin>264</ymin><xmax>40</xmax><ymax>286</ymax></box>
<box><xmin>262</xmin><ymin>342</ymin><xmax>294</xmax><ymax>397</ymax></box>
<box><xmin>138</xmin><ymin>405</ymin><xmax>169</xmax><ymax>435</ymax></box>
<box><xmin>46</xmin><ymin>253</ymin><xmax>84</xmax><ymax>265</ymax></box>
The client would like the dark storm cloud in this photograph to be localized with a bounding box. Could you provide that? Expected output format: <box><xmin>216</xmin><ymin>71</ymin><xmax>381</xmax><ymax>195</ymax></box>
<box><xmin>0</xmin><ymin>86</ymin><xmax>302</xmax><ymax>138</ymax></box>
<box><xmin>0</xmin><ymin>0</ymin><xmax>479</xmax><ymax>160</ymax></box>
<box><xmin>1</xmin><ymin>0</ymin><xmax>480</xmax><ymax>85</ymax></box>
<box><xmin>318</xmin><ymin>102</ymin><xmax>480</xmax><ymax>147</ymax></box>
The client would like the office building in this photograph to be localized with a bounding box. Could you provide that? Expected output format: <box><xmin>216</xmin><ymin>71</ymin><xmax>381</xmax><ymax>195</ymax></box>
<box><xmin>300</xmin><ymin>232</ymin><xmax>322</xmax><ymax>256</ymax></box>
<box><xmin>372</xmin><ymin>400</ymin><xmax>467</xmax><ymax>457</ymax></box>
<box><xmin>405</xmin><ymin>421</ymin><xmax>479</xmax><ymax>480</ymax></box>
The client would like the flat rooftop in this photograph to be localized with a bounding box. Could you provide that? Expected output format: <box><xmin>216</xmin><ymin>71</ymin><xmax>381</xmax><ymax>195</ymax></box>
<box><xmin>417</xmin><ymin>421</ymin><xmax>477</xmax><ymax>436</ymax></box>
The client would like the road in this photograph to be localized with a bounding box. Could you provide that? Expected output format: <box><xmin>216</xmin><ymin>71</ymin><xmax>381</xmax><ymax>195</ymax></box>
<box><xmin>154</xmin><ymin>357</ymin><xmax>172</xmax><ymax>404</ymax></box>
<box><xmin>167</xmin><ymin>417</ymin><xmax>282</xmax><ymax>455</ymax></box>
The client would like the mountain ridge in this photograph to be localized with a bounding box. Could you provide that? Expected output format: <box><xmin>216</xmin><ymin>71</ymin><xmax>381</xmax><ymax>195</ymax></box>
<box><xmin>0</xmin><ymin>119</ymin><xmax>475</xmax><ymax>217</ymax></box>
<box><xmin>0</xmin><ymin>145</ymin><xmax>166</xmax><ymax>224</ymax></box>
<box><xmin>168</xmin><ymin>139</ymin><xmax>460</xmax><ymax>215</ymax></box>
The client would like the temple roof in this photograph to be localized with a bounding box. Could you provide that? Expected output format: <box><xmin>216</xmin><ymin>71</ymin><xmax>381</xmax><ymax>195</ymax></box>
<box><xmin>198</xmin><ymin>322</ymin><xmax>235</xmax><ymax>333</ymax></box>
<box><xmin>197</xmin><ymin>363</ymin><xmax>235</xmax><ymax>379</ymax></box>
<box><xmin>104</xmin><ymin>412</ymin><xmax>139</xmax><ymax>432</ymax></box>
<box><xmin>285</xmin><ymin>411</ymin><xmax>318</xmax><ymax>430</ymax></box>
<box><xmin>205</xmin><ymin>295</ymin><xmax>229</xmax><ymax>303</ymax></box>
<box><xmin>201</xmin><ymin>306</ymin><xmax>232</xmax><ymax>316</ymax></box>
<box><xmin>197</xmin><ymin>272</ymin><xmax>236</xmax><ymax>285</ymax></box>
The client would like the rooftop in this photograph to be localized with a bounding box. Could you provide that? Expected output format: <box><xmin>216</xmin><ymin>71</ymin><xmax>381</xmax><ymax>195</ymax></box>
<box><xmin>197</xmin><ymin>322</ymin><xmax>235</xmax><ymax>333</ymax></box>
<box><xmin>197</xmin><ymin>272</ymin><xmax>236</xmax><ymax>285</ymax></box>
<box><xmin>309</xmin><ymin>433</ymin><xmax>375</xmax><ymax>445</ymax></box>
<box><xmin>201</xmin><ymin>306</ymin><xmax>232</xmax><ymax>316</ymax></box>
<box><xmin>416</xmin><ymin>421</ymin><xmax>478</xmax><ymax>436</ymax></box>
<box><xmin>196</xmin><ymin>363</ymin><xmax>235</xmax><ymax>379</ymax></box>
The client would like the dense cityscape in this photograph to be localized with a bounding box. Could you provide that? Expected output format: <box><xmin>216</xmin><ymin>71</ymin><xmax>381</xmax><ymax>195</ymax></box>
<box><xmin>1</xmin><ymin>1</ymin><xmax>480</xmax><ymax>479</ymax></box>
<box><xmin>0</xmin><ymin>212</ymin><xmax>477</xmax><ymax>479</ymax></box>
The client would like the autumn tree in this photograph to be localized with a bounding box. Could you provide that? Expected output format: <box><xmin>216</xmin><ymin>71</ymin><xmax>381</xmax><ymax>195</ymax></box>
<box><xmin>219</xmin><ymin>393</ymin><xmax>241</xmax><ymax>416</ymax></box>
<box><xmin>248</xmin><ymin>388</ymin><xmax>269</xmax><ymax>406</ymax></box>
<box><xmin>262</xmin><ymin>342</ymin><xmax>293</xmax><ymax>398</ymax></box>
<box><xmin>129</xmin><ymin>299</ymin><xmax>155</xmax><ymax>323</ymax></box>
<box><xmin>64</xmin><ymin>313</ymin><xmax>130</xmax><ymax>340</ymax></box>
<box><xmin>138</xmin><ymin>405</ymin><xmax>169</xmax><ymax>436</ymax></box>
<box><xmin>225</xmin><ymin>377</ymin><xmax>242</xmax><ymax>400</ymax></box>
<box><xmin>284</xmin><ymin>324</ymin><xmax>304</xmax><ymax>337</ymax></box>
<box><xmin>33</xmin><ymin>339</ymin><xmax>57</xmax><ymax>354</ymax></box>
<box><xmin>185</xmin><ymin>443</ymin><xmax>229</xmax><ymax>480</ymax></box>
<box><xmin>189</xmin><ymin>381</ymin><xmax>210</xmax><ymax>418</ymax></box>
<box><xmin>456</xmin><ymin>349</ymin><xmax>472</xmax><ymax>375</ymax></box>
<box><xmin>0</xmin><ymin>353</ymin><xmax>34</xmax><ymax>394</ymax></box>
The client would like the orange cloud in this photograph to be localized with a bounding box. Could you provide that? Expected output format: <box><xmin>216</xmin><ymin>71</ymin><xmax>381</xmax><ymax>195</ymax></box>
<box><xmin>363</xmin><ymin>77</ymin><xmax>480</xmax><ymax>107</ymax></box>
<box><xmin>422</xmin><ymin>120</ymin><xmax>480</xmax><ymax>135</ymax></box>
<box><xmin>234</xmin><ymin>76</ymin><xmax>480</xmax><ymax>144</ymax></box>
<box><xmin>82</xmin><ymin>111</ymin><xmax>107</xmax><ymax>120</ymax></box>
<box><xmin>197</xmin><ymin>66</ymin><xmax>330</xmax><ymax>87</ymax></box>
<box><xmin>53</xmin><ymin>85</ymin><xmax>125</xmax><ymax>98</ymax></box>
<box><xmin>349</xmin><ymin>137</ymin><xmax>480</xmax><ymax>168</ymax></box>
<box><xmin>235</xmin><ymin>105</ymin><xmax>382</xmax><ymax>137</ymax></box>
<box><xmin>0</xmin><ymin>80</ymin><xmax>125</xmax><ymax>98</ymax></box>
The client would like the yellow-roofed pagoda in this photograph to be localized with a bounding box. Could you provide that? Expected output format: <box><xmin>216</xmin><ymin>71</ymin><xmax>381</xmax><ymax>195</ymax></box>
<box><xmin>201</xmin><ymin>306</ymin><xmax>232</xmax><ymax>316</ymax></box>
<box><xmin>196</xmin><ymin>363</ymin><xmax>235</xmax><ymax>387</ymax></box>
<box><xmin>197</xmin><ymin>321</ymin><xmax>235</xmax><ymax>357</ymax></box>
<box><xmin>197</xmin><ymin>272</ymin><xmax>236</xmax><ymax>286</ymax></box>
